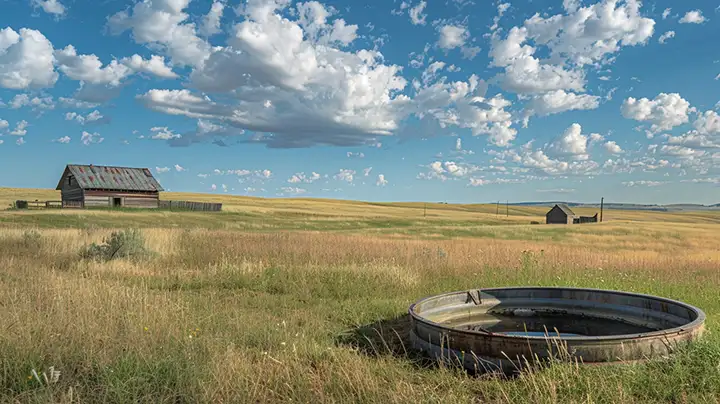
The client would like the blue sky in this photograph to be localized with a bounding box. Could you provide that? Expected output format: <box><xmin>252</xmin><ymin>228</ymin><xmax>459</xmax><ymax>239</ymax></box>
<box><xmin>0</xmin><ymin>0</ymin><xmax>719</xmax><ymax>204</ymax></box>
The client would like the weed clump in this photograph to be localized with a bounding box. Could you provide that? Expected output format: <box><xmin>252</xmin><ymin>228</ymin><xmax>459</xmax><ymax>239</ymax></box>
<box><xmin>80</xmin><ymin>229</ymin><xmax>153</xmax><ymax>261</ymax></box>
<box><xmin>21</xmin><ymin>229</ymin><xmax>43</xmax><ymax>251</ymax></box>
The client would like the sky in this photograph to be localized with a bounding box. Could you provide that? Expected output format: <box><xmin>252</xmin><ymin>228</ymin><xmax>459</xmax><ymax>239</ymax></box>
<box><xmin>0</xmin><ymin>0</ymin><xmax>719</xmax><ymax>205</ymax></box>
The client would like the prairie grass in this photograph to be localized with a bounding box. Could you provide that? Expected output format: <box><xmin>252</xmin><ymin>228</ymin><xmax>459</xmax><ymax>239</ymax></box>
<box><xmin>1</xmin><ymin>215</ymin><xmax>720</xmax><ymax>403</ymax></box>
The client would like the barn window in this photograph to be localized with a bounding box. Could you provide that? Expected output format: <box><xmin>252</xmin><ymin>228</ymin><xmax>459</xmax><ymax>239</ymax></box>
<box><xmin>67</xmin><ymin>176</ymin><xmax>73</xmax><ymax>186</ymax></box>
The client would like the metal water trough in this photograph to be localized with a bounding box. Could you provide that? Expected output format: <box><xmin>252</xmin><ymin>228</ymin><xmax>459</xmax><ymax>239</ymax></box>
<box><xmin>409</xmin><ymin>287</ymin><xmax>706</xmax><ymax>373</ymax></box>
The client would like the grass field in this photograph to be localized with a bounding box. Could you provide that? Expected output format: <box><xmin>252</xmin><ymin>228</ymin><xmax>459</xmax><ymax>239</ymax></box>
<box><xmin>2</xmin><ymin>188</ymin><xmax>720</xmax><ymax>403</ymax></box>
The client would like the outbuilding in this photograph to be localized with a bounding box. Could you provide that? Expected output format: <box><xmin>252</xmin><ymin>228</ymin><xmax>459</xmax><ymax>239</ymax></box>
<box><xmin>545</xmin><ymin>203</ymin><xmax>576</xmax><ymax>224</ymax></box>
<box><xmin>55</xmin><ymin>164</ymin><xmax>164</xmax><ymax>208</ymax></box>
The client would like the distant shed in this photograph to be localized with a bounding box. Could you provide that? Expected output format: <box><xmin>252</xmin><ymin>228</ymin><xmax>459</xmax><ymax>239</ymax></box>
<box><xmin>546</xmin><ymin>204</ymin><xmax>576</xmax><ymax>224</ymax></box>
<box><xmin>55</xmin><ymin>164</ymin><xmax>164</xmax><ymax>208</ymax></box>
<box><xmin>574</xmin><ymin>213</ymin><xmax>599</xmax><ymax>224</ymax></box>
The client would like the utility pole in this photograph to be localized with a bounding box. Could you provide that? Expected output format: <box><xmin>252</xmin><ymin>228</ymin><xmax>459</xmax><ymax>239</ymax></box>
<box><xmin>600</xmin><ymin>197</ymin><xmax>604</xmax><ymax>223</ymax></box>
<box><xmin>506</xmin><ymin>200</ymin><xmax>509</xmax><ymax>217</ymax></box>
<box><xmin>496</xmin><ymin>201</ymin><xmax>499</xmax><ymax>216</ymax></box>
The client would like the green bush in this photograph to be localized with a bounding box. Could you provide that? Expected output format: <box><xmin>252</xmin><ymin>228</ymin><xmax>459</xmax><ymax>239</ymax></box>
<box><xmin>21</xmin><ymin>229</ymin><xmax>43</xmax><ymax>251</ymax></box>
<box><xmin>80</xmin><ymin>229</ymin><xmax>153</xmax><ymax>261</ymax></box>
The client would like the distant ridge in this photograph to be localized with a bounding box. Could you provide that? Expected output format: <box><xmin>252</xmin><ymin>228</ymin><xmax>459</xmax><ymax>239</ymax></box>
<box><xmin>508</xmin><ymin>201</ymin><xmax>720</xmax><ymax>212</ymax></box>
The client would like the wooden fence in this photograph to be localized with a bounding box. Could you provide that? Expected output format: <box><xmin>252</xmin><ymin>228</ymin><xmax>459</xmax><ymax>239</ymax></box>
<box><xmin>16</xmin><ymin>200</ymin><xmax>65</xmax><ymax>209</ymax></box>
<box><xmin>62</xmin><ymin>200</ymin><xmax>84</xmax><ymax>208</ymax></box>
<box><xmin>158</xmin><ymin>200</ymin><xmax>222</xmax><ymax>211</ymax></box>
<box><xmin>14</xmin><ymin>199</ymin><xmax>221</xmax><ymax>211</ymax></box>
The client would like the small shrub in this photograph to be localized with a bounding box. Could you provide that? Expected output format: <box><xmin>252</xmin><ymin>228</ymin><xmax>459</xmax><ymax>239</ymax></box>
<box><xmin>80</xmin><ymin>229</ymin><xmax>153</xmax><ymax>261</ymax></box>
<box><xmin>21</xmin><ymin>229</ymin><xmax>43</xmax><ymax>251</ymax></box>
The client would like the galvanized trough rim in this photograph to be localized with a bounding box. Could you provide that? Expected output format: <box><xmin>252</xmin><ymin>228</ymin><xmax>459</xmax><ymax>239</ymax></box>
<box><xmin>408</xmin><ymin>286</ymin><xmax>706</xmax><ymax>342</ymax></box>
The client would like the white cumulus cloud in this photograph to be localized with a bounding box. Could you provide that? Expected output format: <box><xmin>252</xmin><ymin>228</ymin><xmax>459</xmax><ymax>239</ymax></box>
<box><xmin>199</xmin><ymin>1</ymin><xmax>225</xmax><ymax>37</ymax></box>
<box><xmin>679</xmin><ymin>10</ymin><xmax>706</xmax><ymax>24</ymax></box>
<box><xmin>438</xmin><ymin>25</ymin><xmax>467</xmax><ymax>49</ymax></box>
<box><xmin>150</xmin><ymin>126</ymin><xmax>181</xmax><ymax>140</ymax></box>
<box><xmin>545</xmin><ymin>123</ymin><xmax>590</xmax><ymax>161</ymax></box>
<box><xmin>288</xmin><ymin>172</ymin><xmax>321</xmax><ymax>183</ymax></box>
<box><xmin>523</xmin><ymin>90</ymin><xmax>600</xmax><ymax>126</ymax></box>
<box><xmin>10</xmin><ymin>120</ymin><xmax>28</xmax><ymax>136</ymax></box>
<box><xmin>621</xmin><ymin>93</ymin><xmax>696</xmax><ymax>133</ymax></box>
<box><xmin>658</xmin><ymin>31</ymin><xmax>675</xmax><ymax>44</ymax></box>
<box><xmin>8</xmin><ymin>94</ymin><xmax>54</xmax><ymax>110</ymax></box>
<box><xmin>334</xmin><ymin>169</ymin><xmax>355</xmax><ymax>182</ymax></box>
<box><xmin>489</xmin><ymin>0</ymin><xmax>654</xmax><ymax>94</ymax></box>
<box><xmin>604</xmin><ymin>140</ymin><xmax>624</xmax><ymax>154</ymax></box>
<box><xmin>80</xmin><ymin>131</ymin><xmax>103</xmax><ymax>145</ymax></box>
<box><xmin>120</xmin><ymin>54</ymin><xmax>178</xmax><ymax>79</ymax></box>
<box><xmin>55</xmin><ymin>45</ymin><xmax>132</xmax><ymax>86</ymax></box>
<box><xmin>0</xmin><ymin>27</ymin><xmax>58</xmax><ymax>89</ymax></box>
<box><xmin>65</xmin><ymin>110</ymin><xmax>106</xmax><ymax>125</ymax></box>
<box><xmin>107</xmin><ymin>0</ymin><xmax>211</xmax><ymax>67</ymax></box>
<box><xmin>32</xmin><ymin>0</ymin><xmax>66</xmax><ymax>16</ymax></box>
<box><xmin>409</xmin><ymin>1</ymin><xmax>427</xmax><ymax>25</ymax></box>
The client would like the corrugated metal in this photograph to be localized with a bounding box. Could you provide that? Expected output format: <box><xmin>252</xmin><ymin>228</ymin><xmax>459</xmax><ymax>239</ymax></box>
<box><xmin>66</xmin><ymin>165</ymin><xmax>164</xmax><ymax>192</ymax></box>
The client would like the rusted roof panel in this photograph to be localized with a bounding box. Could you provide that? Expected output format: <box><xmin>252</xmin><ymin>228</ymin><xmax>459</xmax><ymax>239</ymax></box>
<box><xmin>66</xmin><ymin>164</ymin><xmax>164</xmax><ymax>192</ymax></box>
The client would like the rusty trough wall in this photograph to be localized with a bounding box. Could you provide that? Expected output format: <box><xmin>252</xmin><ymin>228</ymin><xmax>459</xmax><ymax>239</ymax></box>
<box><xmin>409</xmin><ymin>287</ymin><xmax>706</xmax><ymax>374</ymax></box>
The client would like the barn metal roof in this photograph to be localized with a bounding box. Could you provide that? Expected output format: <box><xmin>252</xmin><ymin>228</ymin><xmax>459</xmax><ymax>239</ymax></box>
<box><xmin>55</xmin><ymin>164</ymin><xmax>164</xmax><ymax>192</ymax></box>
<box><xmin>553</xmin><ymin>203</ymin><xmax>576</xmax><ymax>216</ymax></box>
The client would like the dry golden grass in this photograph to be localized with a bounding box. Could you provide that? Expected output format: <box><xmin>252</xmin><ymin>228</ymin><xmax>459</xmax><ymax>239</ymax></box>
<box><xmin>3</xmin><ymin>187</ymin><xmax>720</xmax><ymax>225</ymax></box>
<box><xmin>2</xmin><ymin>187</ymin><xmax>720</xmax><ymax>402</ymax></box>
<box><xmin>2</xmin><ymin>216</ymin><xmax>720</xmax><ymax>402</ymax></box>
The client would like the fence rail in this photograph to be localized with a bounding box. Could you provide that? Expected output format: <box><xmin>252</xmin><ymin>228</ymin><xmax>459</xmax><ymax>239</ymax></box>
<box><xmin>15</xmin><ymin>200</ymin><xmax>66</xmax><ymax>209</ymax></box>
<box><xmin>158</xmin><ymin>200</ymin><xmax>222</xmax><ymax>211</ymax></box>
<box><xmin>13</xmin><ymin>199</ymin><xmax>221</xmax><ymax>212</ymax></box>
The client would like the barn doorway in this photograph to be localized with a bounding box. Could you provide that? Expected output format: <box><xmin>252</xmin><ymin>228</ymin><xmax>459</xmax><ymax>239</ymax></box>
<box><xmin>112</xmin><ymin>197</ymin><xmax>122</xmax><ymax>207</ymax></box>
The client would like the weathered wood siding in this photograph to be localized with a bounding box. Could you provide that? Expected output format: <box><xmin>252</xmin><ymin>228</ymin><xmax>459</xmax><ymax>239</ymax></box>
<box><xmin>158</xmin><ymin>200</ymin><xmax>222</xmax><ymax>211</ymax></box>
<box><xmin>60</xmin><ymin>174</ymin><xmax>84</xmax><ymax>201</ymax></box>
<box><xmin>122</xmin><ymin>197</ymin><xmax>160</xmax><ymax>208</ymax></box>
<box><xmin>84</xmin><ymin>195</ymin><xmax>111</xmax><ymax>207</ymax></box>
<box><xmin>83</xmin><ymin>190</ymin><xmax>160</xmax><ymax>208</ymax></box>
<box><xmin>546</xmin><ymin>206</ymin><xmax>571</xmax><ymax>224</ymax></box>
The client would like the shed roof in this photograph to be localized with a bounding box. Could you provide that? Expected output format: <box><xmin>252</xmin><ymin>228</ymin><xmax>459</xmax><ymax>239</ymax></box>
<box><xmin>55</xmin><ymin>164</ymin><xmax>164</xmax><ymax>192</ymax></box>
<box><xmin>552</xmin><ymin>203</ymin><xmax>576</xmax><ymax>216</ymax></box>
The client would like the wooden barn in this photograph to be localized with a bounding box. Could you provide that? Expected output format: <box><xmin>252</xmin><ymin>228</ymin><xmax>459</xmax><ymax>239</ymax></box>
<box><xmin>55</xmin><ymin>164</ymin><xmax>164</xmax><ymax>208</ymax></box>
<box><xmin>545</xmin><ymin>204</ymin><xmax>576</xmax><ymax>224</ymax></box>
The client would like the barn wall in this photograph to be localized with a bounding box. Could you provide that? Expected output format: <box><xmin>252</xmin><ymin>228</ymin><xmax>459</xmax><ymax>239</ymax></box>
<box><xmin>60</xmin><ymin>175</ymin><xmax>83</xmax><ymax>201</ymax></box>
<box><xmin>84</xmin><ymin>195</ymin><xmax>111</xmax><ymax>207</ymax></box>
<box><xmin>546</xmin><ymin>207</ymin><xmax>571</xmax><ymax>224</ymax></box>
<box><xmin>122</xmin><ymin>197</ymin><xmax>160</xmax><ymax>208</ymax></box>
<box><xmin>61</xmin><ymin>187</ymin><xmax>84</xmax><ymax>201</ymax></box>
<box><xmin>83</xmin><ymin>190</ymin><xmax>160</xmax><ymax>209</ymax></box>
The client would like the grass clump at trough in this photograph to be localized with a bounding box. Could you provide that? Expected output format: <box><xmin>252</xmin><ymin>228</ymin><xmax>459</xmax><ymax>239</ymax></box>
<box><xmin>0</xmin><ymin>203</ymin><xmax>719</xmax><ymax>402</ymax></box>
